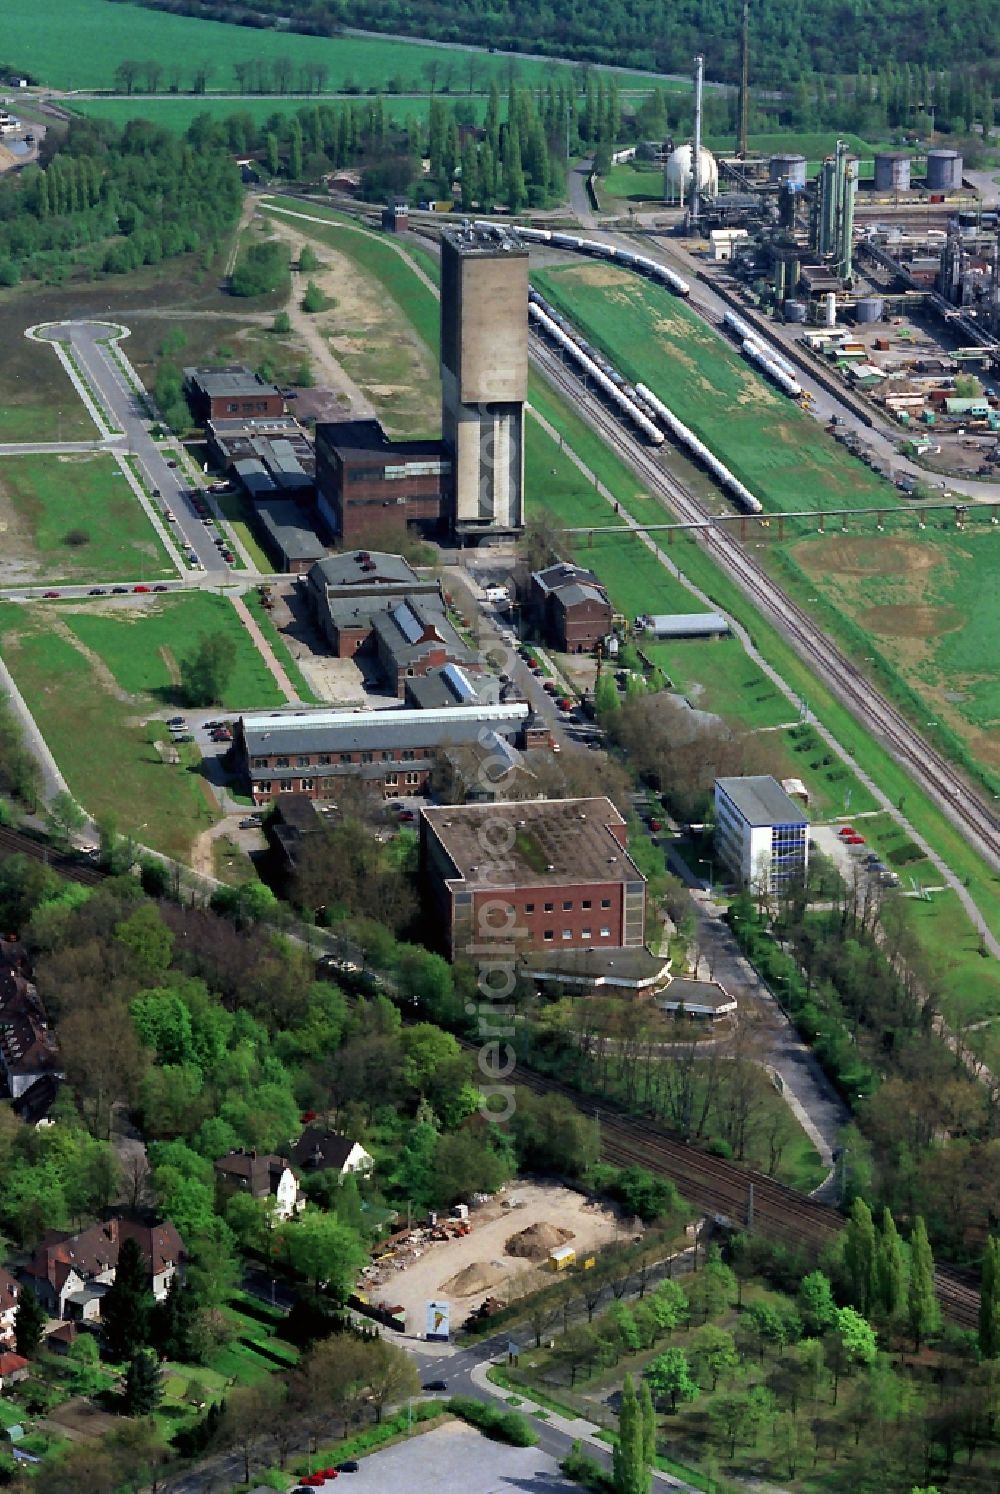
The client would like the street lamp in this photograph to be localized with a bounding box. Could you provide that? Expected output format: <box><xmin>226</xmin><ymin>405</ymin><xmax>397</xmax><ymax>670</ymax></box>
<box><xmin>698</xmin><ymin>857</ymin><xmax>714</xmax><ymax>896</ymax></box>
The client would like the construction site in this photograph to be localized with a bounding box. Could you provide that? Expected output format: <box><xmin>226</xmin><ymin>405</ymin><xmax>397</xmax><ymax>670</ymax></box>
<box><xmin>357</xmin><ymin>1180</ymin><xmax>628</xmax><ymax>1334</ymax></box>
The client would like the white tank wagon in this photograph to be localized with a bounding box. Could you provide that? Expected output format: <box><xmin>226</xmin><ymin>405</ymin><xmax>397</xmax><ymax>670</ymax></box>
<box><xmin>498</xmin><ymin>221</ymin><xmax>691</xmax><ymax>296</ymax></box>
<box><xmin>529</xmin><ymin>303</ymin><xmax>665</xmax><ymax>445</ymax></box>
<box><xmin>634</xmin><ymin>382</ymin><xmax>763</xmax><ymax>514</ymax></box>
<box><xmin>741</xmin><ymin>338</ymin><xmax>803</xmax><ymax>398</ymax></box>
<box><xmin>722</xmin><ymin>309</ymin><xmax>800</xmax><ymax>383</ymax></box>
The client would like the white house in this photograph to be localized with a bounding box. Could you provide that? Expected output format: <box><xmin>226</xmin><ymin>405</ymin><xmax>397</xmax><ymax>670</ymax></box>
<box><xmin>213</xmin><ymin>1150</ymin><xmax>306</xmax><ymax>1221</ymax></box>
<box><xmin>290</xmin><ymin>1127</ymin><xmax>374</xmax><ymax>1180</ymax></box>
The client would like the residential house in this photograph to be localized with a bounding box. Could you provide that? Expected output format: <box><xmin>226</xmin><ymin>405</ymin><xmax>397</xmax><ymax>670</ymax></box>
<box><xmin>0</xmin><ymin>1268</ymin><xmax>18</xmax><ymax>1347</ymax></box>
<box><xmin>213</xmin><ymin>1150</ymin><xmax>305</xmax><ymax>1221</ymax></box>
<box><xmin>25</xmin><ymin>1218</ymin><xmax>185</xmax><ymax>1322</ymax></box>
<box><xmin>0</xmin><ymin>1353</ymin><xmax>29</xmax><ymax>1391</ymax></box>
<box><xmin>289</xmin><ymin>1127</ymin><xmax>373</xmax><ymax>1180</ymax></box>
<box><xmin>0</xmin><ymin>970</ymin><xmax>63</xmax><ymax>1102</ymax></box>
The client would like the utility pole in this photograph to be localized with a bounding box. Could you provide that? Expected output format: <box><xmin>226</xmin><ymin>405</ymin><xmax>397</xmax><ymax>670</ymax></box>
<box><xmin>746</xmin><ymin>1181</ymin><xmax>754</xmax><ymax>1233</ymax></box>
<box><xmin>738</xmin><ymin>0</ymin><xmax>750</xmax><ymax>158</ymax></box>
<box><xmin>691</xmin><ymin>55</ymin><xmax>704</xmax><ymax>223</ymax></box>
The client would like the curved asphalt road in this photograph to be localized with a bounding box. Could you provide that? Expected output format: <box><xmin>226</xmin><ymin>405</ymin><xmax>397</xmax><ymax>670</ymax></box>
<box><xmin>31</xmin><ymin>321</ymin><xmax>230</xmax><ymax>574</ymax></box>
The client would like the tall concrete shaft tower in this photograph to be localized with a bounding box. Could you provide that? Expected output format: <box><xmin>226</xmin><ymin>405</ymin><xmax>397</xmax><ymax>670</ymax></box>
<box><xmin>440</xmin><ymin>226</ymin><xmax>528</xmax><ymax>540</ymax></box>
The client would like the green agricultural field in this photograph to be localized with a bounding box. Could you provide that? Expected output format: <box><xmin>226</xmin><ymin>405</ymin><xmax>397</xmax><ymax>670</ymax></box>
<box><xmin>0</xmin><ymin>452</ymin><xmax>175</xmax><ymax>584</ymax></box>
<box><xmin>66</xmin><ymin>93</ymin><xmax>491</xmax><ymax>132</ymax></box>
<box><xmin>7</xmin><ymin>0</ymin><xmax>664</xmax><ymax>93</ymax></box>
<box><xmin>783</xmin><ymin>523</ymin><xmax>1000</xmax><ymax>783</ymax></box>
<box><xmin>533</xmin><ymin>264</ymin><xmax>897</xmax><ymax>516</ymax></box>
<box><xmin>57</xmin><ymin>593</ymin><xmax>286</xmax><ymax>710</ymax></box>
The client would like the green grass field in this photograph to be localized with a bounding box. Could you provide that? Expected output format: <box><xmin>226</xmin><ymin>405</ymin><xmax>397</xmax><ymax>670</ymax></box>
<box><xmin>0</xmin><ymin>603</ymin><xmax>218</xmax><ymax>857</ymax></box>
<box><xmin>57</xmin><ymin>593</ymin><xmax>286</xmax><ymax>709</ymax></box>
<box><xmin>642</xmin><ymin>635</ymin><xmax>792</xmax><ymax>729</ymax></box>
<box><xmin>8</xmin><ymin>0</ymin><xmax>664</xmax><ymax>93</ymax></box>
<box><xmin>0</xmin><ymin>452</ymin><xmax>175</xmax><ymax>583</ymax></box>
<box><xmin>533</xmin><ymin>265</ymin><xmax>897</xmax><ymax>516</ymax></box>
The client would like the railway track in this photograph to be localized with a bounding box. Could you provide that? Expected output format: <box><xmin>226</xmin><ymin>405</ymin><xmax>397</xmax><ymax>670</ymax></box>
<box><xmin>497</xmin><ymin>1047</ymin><xmax>980</xmax><ymax>1326</ymax></box>
<box><xmin>0</xmin><ymin>824</ymin><xmax>107</xmax><ymax>888</ymax></box>
<box><xmin>530</xmin><ymin>334</ymin><xmax>1000</xmax><ymax>875</ymax></box>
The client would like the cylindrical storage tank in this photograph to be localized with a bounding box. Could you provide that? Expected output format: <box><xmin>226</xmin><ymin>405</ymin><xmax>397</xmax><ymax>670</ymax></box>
<box><xmin>769</xmin><ymin>153</ymin><xmax>808</xmax><ymax>188</ymax></box>
<box><xmin>824</xmin><ymin>292</ymin><xmax>837</xmax><ymax>327</ymax></box>
<box><xmin>926</xmin><ymin>149</ymin><xmax>963</xmax><ymax>191</ymax></box>
<box><xmin>854</xmin><ymin>295</ymin><xmax>884</xmax><ymax>323</ymax></box>
<box><xmin>784</xmin><ymin>299</ymin><xmax>807</xmax><ymax>323</ymax></box>
<box><xmin>874</xmin><ymin>151</ymin><xmax>911</xmax><ymax>192</ymax></box>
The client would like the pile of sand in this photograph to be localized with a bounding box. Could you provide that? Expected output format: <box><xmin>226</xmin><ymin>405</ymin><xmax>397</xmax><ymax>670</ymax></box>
<box><xmin>505</xmin><ymin>1222</ymin><xmax>576</xmax><ymax>1261</ymax></box>
<box><xmin>441</xmin><ymin>1261</ymin><xmax>509</xmax><ymax>1298</ymax></box>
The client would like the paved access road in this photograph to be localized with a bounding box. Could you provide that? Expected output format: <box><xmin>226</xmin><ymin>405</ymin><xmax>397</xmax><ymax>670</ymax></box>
<box><xmin>30</xmin><ymin>321</ymin><xmax>229</xmax><ymax>574</ymax></box>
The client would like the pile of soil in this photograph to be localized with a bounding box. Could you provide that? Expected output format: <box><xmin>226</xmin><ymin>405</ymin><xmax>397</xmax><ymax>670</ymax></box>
<box><xmin>505</xmin><ymin>1222</ymin><xmax>576</xmax><ymax>1261</ymax></box>
<box><xmin>441</xmin><ymin>1262</ymin><xmax>508</xmax><ymax>1298</ymax></box>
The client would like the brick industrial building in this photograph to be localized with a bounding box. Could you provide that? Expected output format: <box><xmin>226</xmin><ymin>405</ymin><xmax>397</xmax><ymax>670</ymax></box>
<box><xmin>315</xmin><ymin>419</ymin><xmax>450</xmax><ymax>547</ymax></box>
<box><xmin>183</xmin><ymin>366</ymin><xmax>285</xmax><ymax>423</ymax></box>
<box><xmin>530</xmin><ymin>561</ymin><xmax>613</xmax><ymax>654</ymax></box>
<box><xmin>236</xmin><ymin>694</ymin><xmax>532</xmax><ymax>803</ymax></box>
<box><xmin>419</xmin><ymin>797</ymin><xmax>647</xmax><ymax>961</ymax></box>
<box><xmin>440</xmin><ymin>226</ymin><xmax>528</xmax><ymax>539</ymax></box>
<box><xmin>305</xmin><ymin>552</ymin><xmax>475</xmax><ymax>691</ymax></box>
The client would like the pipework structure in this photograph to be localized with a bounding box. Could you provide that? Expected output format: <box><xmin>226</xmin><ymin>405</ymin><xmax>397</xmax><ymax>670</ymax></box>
<box><xmin>813</xmin><ymin>140</ymin><xmax>857</xmax><ymax>283</ymax></box>
<box><xmin>691</xmin><ymin>55</ymin><xmax>705</xmax><ymax>221</ymax></box>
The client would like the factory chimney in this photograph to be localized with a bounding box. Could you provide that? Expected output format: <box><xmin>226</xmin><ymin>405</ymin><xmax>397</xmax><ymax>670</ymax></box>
<box><xmin>691</xmin><ymin>54</ymin><xmax>704</xmax><ymax>221</ymax></box>
<box><xmin>738</xmin><ymin>1</ymin><xmax>750</xmax><ymax>159</ymax></box>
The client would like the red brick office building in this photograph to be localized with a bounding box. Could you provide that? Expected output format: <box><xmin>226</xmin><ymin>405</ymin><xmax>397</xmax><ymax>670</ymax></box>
<box><xmin>419</xmin><ymin>797</ymin><xmax>647</xmax><ymax>961</ymax></box>
<box><xmin>315</xmin><ymin>419</ymin><xmax>451</xmax><ymax>547</ymax></box>
<box><xmin>530</xmin><ymin>562</ymin><xmax>613</xmax><ymax>654</ymax></box>
<box><xmin>183</xmin><ymin>367</ymin><xmax>285</xmax><ymax>423</ymax></box>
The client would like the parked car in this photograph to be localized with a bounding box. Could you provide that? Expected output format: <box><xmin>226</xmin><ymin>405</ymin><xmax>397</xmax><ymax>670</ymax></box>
<box><xmin>166</xmin><ymin>459</ymin><xmax>177</xmax><ymax>469</ymax></box>
<box><xmin>153</xmin><ymin>584</ymin><xmax>168</xmax><ymax>592</ymax></box>
<box><xmin>239</xmin><ymin>817</ymin><xmax>261</xmax><ymax>830</ymax></box>
<box><xmin>167</xmin><ymin>717</ymin><xmax>186</xmax><ymax>726</ymax></box>
<box><xmin>422</xmin><ymin>1379</ymin><xmax>448</xmax><ymax>1392</ymax></box>
<box><xmin>173</xmin><ymin>733</ymin><xmax>194</xmax><ymax>744</ymax></box>
<box><xmin>543</xmin><ymin>679</ymin><xmax>557</xmax><ymax>694</ymax></box>
<box><xmin>112</xmin><ymin>585</ymin><xmax>128</xmax><ymax>594</ymax></box>
<box><xmin>649</xmin><ymin>818</ymin><xmax>663</xmax><ymax>833</ymax></box>
<box><xmin>336</xmin><ymin>1462</ymin><xmax>359</xmax><ymax>1474</ymax></box>
<box><xmin>397</xmin><ymin>808</ymin><xmax>415</xmax><ymax>823</ymax></box>
<box><xmin>42</xmin><ymin>590</ymin><xmax>61</xmax><ymax>598</ymax></box>
<box><xmin>133</xmin><ymin>584</ymin><xmax>150</xmax><ymax>593</ymax></box>
<box><xmin>88</xmin><ymin>587</ymin><xmax>106</xmax><ymax>596</ymax></box>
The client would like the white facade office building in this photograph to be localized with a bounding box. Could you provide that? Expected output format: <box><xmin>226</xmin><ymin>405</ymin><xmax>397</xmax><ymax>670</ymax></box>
<box><xmin>714</xmin><ymin>775</ymin><xmax>808</xmax><ymax>892</ymax></box>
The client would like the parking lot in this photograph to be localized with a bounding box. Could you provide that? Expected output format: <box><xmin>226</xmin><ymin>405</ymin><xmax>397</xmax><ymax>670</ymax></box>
<box><xmin>342</xmin><ymin>1420</ymin><xmax>575</xmax><ymax>1493</ymax></box>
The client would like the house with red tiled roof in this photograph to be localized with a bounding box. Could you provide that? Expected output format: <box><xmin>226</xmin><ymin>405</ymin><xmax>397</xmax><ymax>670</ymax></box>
<box><xmin>0</xmin><ymin>1268</ymin><xmax>18</xmax><ymax>1348</ymax></box>
<box><xmin>24</xmin><ymin>1218</ymin><xmax>185</xmax><ymax>1322</ymax></box>
<box><xmin>0</xmin><ymin>1352</ymin><xmax>28</xmax><ymax>1390</ymax></box>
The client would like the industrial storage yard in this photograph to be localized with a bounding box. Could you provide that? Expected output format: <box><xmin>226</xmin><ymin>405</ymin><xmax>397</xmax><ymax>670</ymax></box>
<box><xmin>362</xmin><ymin>1182</ymin><xmax>628</xmax><ymax>1333</ymax></box>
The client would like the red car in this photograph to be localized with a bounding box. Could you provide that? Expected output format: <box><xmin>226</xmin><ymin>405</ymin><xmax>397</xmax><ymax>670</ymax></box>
<box><xmin>42</xmin><ymin>590</ymin><xmax>61</xmax><ymax>598</ymax></box>
<box><xmin>845</xmin><ymin>834</ymin><xmax>866</xmax><ymax>846</ymax></box>
<box><xmin>133</xmin><ymin>584</ymin><xmax>150</xmax><ymax>593</ymax></box>
<box><xmin>837</xmin><ymin>826</ymin><xmax>856</xmax><ymax>838</ymax></box>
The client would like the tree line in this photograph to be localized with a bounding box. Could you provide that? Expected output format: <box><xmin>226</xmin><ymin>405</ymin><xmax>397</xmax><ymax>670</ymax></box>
<box><xmin>112</xmin><ymin>0</ymin><xmax>1000</xmax><ymax>89</ymax></box>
